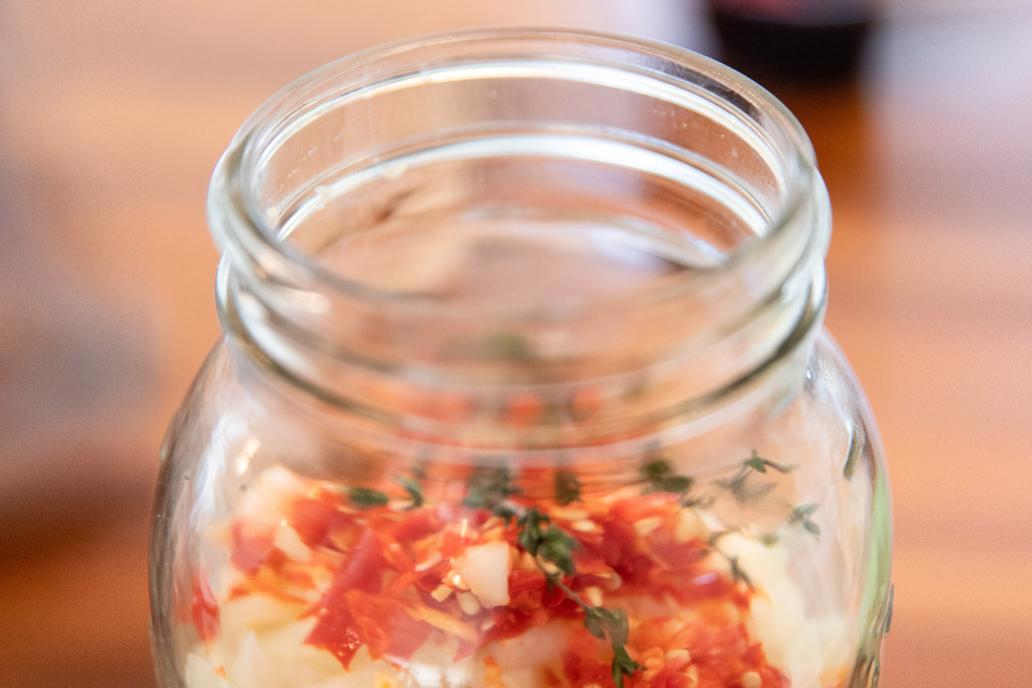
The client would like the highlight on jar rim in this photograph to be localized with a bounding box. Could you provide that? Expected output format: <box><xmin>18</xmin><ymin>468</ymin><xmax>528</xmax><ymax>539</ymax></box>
<box><xmin>150</xmin><ymin>28</ymin><xmax>892</xmax><ymax>688</ymax></box>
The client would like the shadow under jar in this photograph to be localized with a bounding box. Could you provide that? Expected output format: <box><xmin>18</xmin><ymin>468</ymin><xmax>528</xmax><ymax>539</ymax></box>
<box><xmin>150</xmin><ymin>29</ymin><xmax>892</xmax><ymax>688</ymax></box>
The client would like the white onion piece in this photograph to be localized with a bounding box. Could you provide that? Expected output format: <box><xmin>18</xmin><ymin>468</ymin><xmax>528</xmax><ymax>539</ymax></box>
<box><xmin>455</xmin><ymin>541</ymin><xmax>511</xmax><ymax>608</ymax></box>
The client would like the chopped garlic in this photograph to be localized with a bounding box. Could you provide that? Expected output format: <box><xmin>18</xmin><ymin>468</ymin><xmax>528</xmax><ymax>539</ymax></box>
<box><xmin>455</xmin><ymin>541</ymin><xmax>511</xmax><ymax>607</ymax></box>
<box><xmin>674</xmin><ymin>509</ymin><xmax>708</xmax><ymax>543</ymax></box>
<box><xmin>571</xmin><ymin>519</ymin><xmax>597</xmax><ymax>533</ymax></box>
<box><xmin>456</xmin><ymin>591</ymin><xmax>481</xmax><ymax>616</ymax></box>
<box><xmin>430</xmin><ymin>584</ymin><xmax>453</xmax><ymax>602</ymax></box>
<box><xmin>634</xmin><ymin>516</ymin><xmax>663</xmax><ymax>536</ymax></box>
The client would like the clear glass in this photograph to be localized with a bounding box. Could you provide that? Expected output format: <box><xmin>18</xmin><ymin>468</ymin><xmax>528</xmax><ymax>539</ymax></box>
<box><xmin>151</xmin><ymin>29</ymin><xmax>892</xmax><ymax>688</ymax></box>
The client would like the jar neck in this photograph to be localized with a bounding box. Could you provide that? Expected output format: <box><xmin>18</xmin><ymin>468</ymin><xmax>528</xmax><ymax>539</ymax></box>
<box><xmin>208</xmin><ymin>29</ymin><xmax>831</xmax><ymax>450</ymax></box>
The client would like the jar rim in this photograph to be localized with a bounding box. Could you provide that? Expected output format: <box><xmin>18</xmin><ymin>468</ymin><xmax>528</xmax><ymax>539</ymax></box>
<box><xmin>209</xmin><ymin>27</ymin><xmax>823</xmax><ymax>324</ymax></box>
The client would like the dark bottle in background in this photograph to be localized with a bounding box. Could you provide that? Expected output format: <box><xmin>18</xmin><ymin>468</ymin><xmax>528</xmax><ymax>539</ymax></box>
<box><xmin>707</xmin><ymin>0</ymin><xmax>877</xmax><ymax>80</ymax></box>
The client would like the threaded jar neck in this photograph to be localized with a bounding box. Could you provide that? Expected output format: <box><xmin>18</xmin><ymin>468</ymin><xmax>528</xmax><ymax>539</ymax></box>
<box><xmin>207</xmin><ymin>29</ymin><xmax>830</xmax><ymax>449</ymax></box>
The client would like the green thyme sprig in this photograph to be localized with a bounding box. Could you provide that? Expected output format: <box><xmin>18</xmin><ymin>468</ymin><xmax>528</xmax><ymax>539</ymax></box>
<box><xmin>641</xmin><ymin>457</ymin><xmax>694</xmax><ymax>495</ymax></box>
<box><xmin>750</xmin><ymin>501</ymin><xmax>823</xmax><ymax>547</ymax></box>
<box><xmin>463</xmin><ymin>466</ymin><xmax>520</xmax><ymax>521</ymax></box>
<box><xmin>347</xmin><ymin>475</ymin><xmax>424</xmax><ymax>510</ymax></box>
<box><xmin>789</xmin><ymin>503</ymin><xmax>821</xmax><ymax>536</ymax></box>
<box><xmin>464</xmin><ymin>469</ymin><xmax>640</xmax><ymax>687</ymax></box>
<box><xmin>517</xmin><ymin>508</ymin><xmax>577</xmax><ymax>576</ymax></box>
<box><xmin>529</xmin><ymin>543</ymin><xmax>641</xmax><ymax>688</ymax></box>
<box><xmin>632</xmin><ymin>448</ymin><xmax>819</xmax><ymax>589</ymax></box>
<box><xmin>585</xmin><ymin>607</ymin><xmax>641</xmax><ymax>688</ymax></box>
<box><xmin>396</xmin><ymin>476</ymin><xmax>424</xmax><ymax>510</ymax></box>
<box><xmin>347</xmin><ymin>486</ymin><xmax>390</xmax><ymax>509</ymax></box>
<box><xmin>743</xmin><ymin>451</ymin><xmax>795</xmax><ymax>475</ymax></box>
<box><xmin>545</xmin><ymin>571</ymin><xmax>641</xmax><ymax>687</ymax></box>
<box><xmin>716</xmin><ymin>451</ymin><xmax>795</xmax><ymax>504</ymax></box>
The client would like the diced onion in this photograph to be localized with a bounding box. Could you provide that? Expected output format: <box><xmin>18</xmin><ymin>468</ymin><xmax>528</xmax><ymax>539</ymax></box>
<box><xmin>455</xmin><ymin>541</ymin><xmax>511</xmax><ymax>608</ymax></box>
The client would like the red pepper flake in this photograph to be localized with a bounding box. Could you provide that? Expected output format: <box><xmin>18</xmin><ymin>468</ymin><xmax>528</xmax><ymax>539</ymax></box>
<box><xmin>542</xmin><ymin>666</ymin><xmax>564</xmax><ymax>688</ymax></box>
<box><xmin>440</xmin><ymin>530</ymin><xmax>465</xmax><ymax>558</ymax></box>
<box><xmin>464</xmin><ymin>569</ymin><xmax>579</xmax><ymax>657</ymax></box>
<box><xmin>384</xmin><ymin>569</ymin><xmax>421</xmax><ymax>597</ymax></box>
<box><xmin>322</xmin><ymin>529</ymin><xmax>385</xmax><ymax>597</ymax></box>
<box><xmin>387</xmin><ymin>508</ymin><xmax>441</xmax><ymax>543</ymax></box>
<box><xmin>345</xmin><ymin>590</ymin><xmax>432</xmax><ymax>661</ymax></box>
<box><xmin>306</xmin><ymin>529</ymin><xmax>384</xmax><ymax>666</ymax></box>
<box><xmin>290</xmin><ymin>497</ymin><xmax>346</xmax><ymax>548</ymax></box>
<box><xmin>562</xmin><ymin>627</ymin><xmax>613</xmax><ymax>687</ymax></box>
<box><xmin>414</xmin><ymin>561</ymin><xmax>451</xmax><ymax>593</ymax></box>
<box><xmin>225</xmin><ymin>470</ymin><xmax>797</xmax><ymax>686</ymax></box>
<box><xmin>649</xmin><ymin>667</ymin><xmax>697</xmax><ymax>688</ymax></box>
<box><xmin>307</xmin><ymin>588</ymin><xmax>432</xmax><ymax>667</ymax></box>
<box><xmin>307</xmin><ymin>527</ymin><xmax>405</xmax><ymax>666</ymax></box>
<box><xmin>594</xmin><ymin>517</ymin><xmax>655</xmax><ymax>586</ymax></box>
<box><xmin>306</xmin><ymin>602</ymin><xmax>363</xmax><ymax>668</ymax></box>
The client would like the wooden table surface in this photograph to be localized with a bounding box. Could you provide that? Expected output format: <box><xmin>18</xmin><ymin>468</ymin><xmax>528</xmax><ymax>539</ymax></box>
<box><xmin>2</xmin><ymin>2</ymin><xmax>1031</xmax><ymax>686</ymax></box>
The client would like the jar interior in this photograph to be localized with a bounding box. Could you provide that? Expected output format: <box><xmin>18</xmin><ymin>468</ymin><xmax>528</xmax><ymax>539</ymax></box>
<box><xmin>245</xmin><ymin>55</ymin><xmax>795</xmax><ymax>309</ymax></box>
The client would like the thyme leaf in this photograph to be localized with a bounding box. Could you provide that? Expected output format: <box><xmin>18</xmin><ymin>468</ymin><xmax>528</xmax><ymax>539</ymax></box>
<box><xmin>463</xmin><ymin>466</ymin><xmax>520</xmax><ymax>520</ymax></box>
<box><xmin>715</xmin><ymin>451</ymin><xmax>792</xmax><ymax>504</ymax></box>
<box><xmin>790</xmin><ymin>503</ymin><xmax>821</xmax><ymax>537</ymax></box>
<box><xmin>612</xmin><ymin>644</ymin><xmax>641</xmax><ymax>688</ymax></box>
<box><xmin>518</xmin><ymin>508</ymin><xmax>577</xmax><ymax>576</ymax></box>
<box><xmin>743</xmin><ymin>450</ymin><xmax>795</xmax><ymax>474</ymax></box>
<box><xmin>554</xmin><ymin>469</ymin><xmax>582</xmax><ymax>505</ymax></box>
<box><xmin>396</xmin><ymin>476</ymin><xmax>424</xmax><ymax>510</ymax></box>
<box><xmin>641</xmin><ymin>458</ymin><xmax>694</xmax><ymax>495</ymax></box>
<box><xmin>584</xmin><ymin>607</ymin><xmax>640</xmax><ymax>687</ymax></box>
<box><xmin>548</xmin><ymin>573</ymin><xmax>640</xmax><ymax>687</ymax></box>
<box><xmin>347</xmin><ymin>487</ymin><xmax>389</xmax><ymax>509</ymax></box>
<box><xmin>459</xmin><ymin>464</ymin><xmax>641</xmax><ymax>688</ymax></box>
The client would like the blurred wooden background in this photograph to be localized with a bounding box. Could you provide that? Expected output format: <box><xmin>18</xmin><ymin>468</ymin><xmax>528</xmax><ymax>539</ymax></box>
<box><xmin>2</xmin><ymin>1</ymin><xmax>1031</xmax><ymax>686</ymax></box>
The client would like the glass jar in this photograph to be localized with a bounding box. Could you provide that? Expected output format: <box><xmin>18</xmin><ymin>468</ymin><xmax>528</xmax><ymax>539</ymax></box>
<box><xmin>150</xmin><ymin>29</ymin><xmax>892</xmax><ymax>688</ymax></box>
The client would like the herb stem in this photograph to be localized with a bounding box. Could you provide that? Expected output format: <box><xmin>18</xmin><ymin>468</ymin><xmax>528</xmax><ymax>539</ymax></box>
<box><xmin>530</xmin><ymin>554</ymin><xmax>639</xmax><ymax>687</ymax></box>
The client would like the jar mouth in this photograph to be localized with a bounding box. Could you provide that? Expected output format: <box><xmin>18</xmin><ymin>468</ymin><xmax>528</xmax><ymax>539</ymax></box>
<box><xmin>209</xmin><ymin>27</ymin><xmax>822</xmax><ymax>325</ymax></box>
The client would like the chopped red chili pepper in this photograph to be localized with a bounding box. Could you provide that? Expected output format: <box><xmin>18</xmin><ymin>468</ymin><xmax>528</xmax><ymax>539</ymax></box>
<box><xmin>200</xmin><ymin>467</ymin><xmax>805</xmax><ymax>687</ymax></box>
